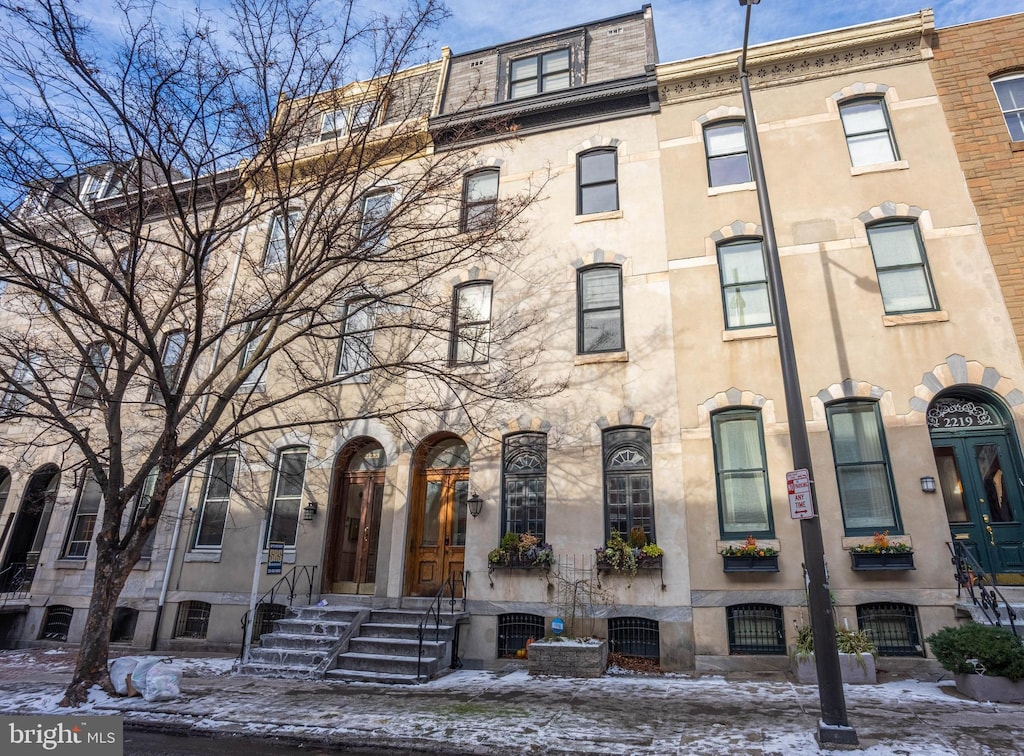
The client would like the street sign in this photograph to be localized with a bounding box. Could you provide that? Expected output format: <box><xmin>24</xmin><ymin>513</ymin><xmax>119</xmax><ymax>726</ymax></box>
<box><xmin>787</xmin><ymin>469</ymin><xmax>814</xmax><ymax>519</ymax></box>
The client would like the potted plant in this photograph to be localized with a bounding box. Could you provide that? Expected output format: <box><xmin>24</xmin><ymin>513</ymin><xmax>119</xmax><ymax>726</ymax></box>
<box><xmin>793</xmin><ymin>624</ymin><xmax>877</xmax><ymax>684</ymax></box>
<box><xmin>720</xmin><ymin>535</ymin><xmax>779</xmax><ymax>572</ymax></box>
<box><xmin>595</xmin><ymin>528</ymin><xmax>664</xmax><ymax>576</ymax></box>
<box><xmin>849</xmin><ymin>531</ymin><xmax>914</xmax><ymax>571</ymax></box>
<box><xmin>927</xmin><ymin>623</ymin><xmax>1024</xmax><ymax>702</ymax></box>
<box><xmin>487</xmin><ymin>532</ymin><xmax>554</xmax><ymax>571</ymax></box>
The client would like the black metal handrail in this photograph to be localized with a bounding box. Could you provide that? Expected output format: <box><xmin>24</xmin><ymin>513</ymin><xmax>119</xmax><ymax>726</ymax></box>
<box><xmin>239</xmin><ymin>564</ymin><xmax>318</xmax><ymax>661</ymax></box>
<box><xmin>0</xmin><ymin>562</ymin><xmax>31</xmax><ymax>606</ymax></box>
<box><xmin>416</xmin><ymin>570</ymin><xmax>467</xmax><ymax>682</ymax></box>
<box><xmin>949</xmin><ymin>541</ymin><xmax>1020</xmax><ymax>638</ymax></box>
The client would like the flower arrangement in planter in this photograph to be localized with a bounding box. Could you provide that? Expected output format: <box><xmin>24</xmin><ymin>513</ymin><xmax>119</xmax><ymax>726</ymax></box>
<box><xmin>793</xmin><ymin>624</ymin><xmax>878</xmax><ymax>684</ymax></box>
<box><xmin>487</xmin><ymin>532</ymin><xmax>554</xmax><ymax>570</ymax></box>
<box><xmin>849</xmin><ymin>531</ymin><xmax>914</xmax><ymax>571</ymax></box>
<box><xmin>595</xmin><ymin>527</ymin><xmax>664</xmax><ymax>576</ymax></box>
<box><xmin>927</xmin><ymin>623</ymin><xmax>1024</xmax><ymax>702</ymax></box>
<box><xmin>720</xmin><ymin>535</ymin><xmax>779</xmax><ymax>572</ymax></box>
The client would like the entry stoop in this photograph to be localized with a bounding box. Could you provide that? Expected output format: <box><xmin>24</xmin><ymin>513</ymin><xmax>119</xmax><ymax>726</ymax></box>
<box><xmin>325</xmin><ymin>608</ymin><xmax>465</xmax><ymax>684</ymax></box>
<box><xmin>238</xmin><ymin>605</ymin><xmax>360</xmax><ymax>678</ymax></box>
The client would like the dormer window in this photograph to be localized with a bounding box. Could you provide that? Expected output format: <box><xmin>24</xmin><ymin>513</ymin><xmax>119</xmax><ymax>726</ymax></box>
<box><xmin>319</xmin><ymin>102</ymin><xmax>375</xmax><ymax>141</ymax></box>
<box><xmin>510</xmin><ymin>49</ymin><xmax>570</xmax><ymax>99</ymax></box>
<box><xmin>80</xmin><ymin>168</ymin><xmax>113</xmax><ymax>203</ymax></box>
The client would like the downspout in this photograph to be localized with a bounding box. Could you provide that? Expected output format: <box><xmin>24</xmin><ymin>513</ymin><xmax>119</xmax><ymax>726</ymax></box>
<box><xmin>150</xmin><ymin>222</ymin><xmax>249</xmax><ymax>650</ymax></box>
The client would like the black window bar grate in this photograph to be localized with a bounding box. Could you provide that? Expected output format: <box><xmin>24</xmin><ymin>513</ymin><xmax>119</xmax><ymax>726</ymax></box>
<box><xmin>608</xmin><ymin>617</ymin><xmax>660</xmax><ymax>660</ymax></box>
<box><xmin>173</xmin><ymin>600</ymin><xmax>211</xmax><ymax>639</ymax></box>
<box><xmin>857</xmin><ymin>602</ymin><xmax>924</xmax><ymax>657</ymax></box>
<box><xmin>253</xmin><ymin>602</ymin><xmax>289</xmax><ymax>645</ymax></box>
<box><xmin>40</xmin><ymin>605</ymin><xmax>73</xmax><ymax>642</ymax></box>
<box><xmin>498</xmin><ymin>613</ymin><xmax>545</xmax><ymax>658</ymax></box>
<box><xmin>727</xmin><ymin>604</ymin><xmax>785</xmax><ymax>655</ymax></box>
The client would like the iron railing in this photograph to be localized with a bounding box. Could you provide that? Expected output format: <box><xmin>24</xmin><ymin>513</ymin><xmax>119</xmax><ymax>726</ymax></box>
<box><xmin>239</xmin><ymin>564</ymin><xmax>318</xmax><ymax>661</ymax></box>
<box><xmin>0</xmin><ymin>562</ymin><xmax>31</xmax><ymax>607</ymax></box>
<box><xmin>949</xmin><ymin>540</ymin><xmax>1020</xmax><ymax>638</ymax></box>
<box><xmin>416</xmin><ymin>570</ymin><xmax>467</xmax><ymax>682</ymax></box>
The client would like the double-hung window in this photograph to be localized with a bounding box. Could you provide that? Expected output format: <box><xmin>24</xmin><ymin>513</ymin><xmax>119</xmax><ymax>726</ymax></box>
<box><xmin>839</xmin><ymin>97</ymin><xmax>899</xmax><ymax>166</ymax></box>
<box><xmin>450</xmin><ymin>282</ymin><xmax>492</xmax><ymax>365</ymax></box>
<box><xmin>264</xmin><ymin>211</ymin><xmax>299</xmax><ymax>268</ymax></box>
<box><xmin>148</xmin><ymin>330</ymin><xmax>187</xmax><ymax>402</ymax></box>
<box><xmin>1</xmin><ymin>354</ymin><xmax>40</xmax><ymax>413</ymax></box>
<box><xmin>461</xmin><ymin>169</ymin><xmax>499</xmax><ymax>232</ymax></box>
<box><xmin>993</xmin><ymin>75</ymin><xmax>1024</xmax><ymax>141</ymax></box>
<box><xmin>577</xmin><ymin>266</ymin><xmax>624</xmax><ymax>354</ymax></box>
<box><xmin>866</xmin><ymin>220</ymin><xmax>938</xmax><ymax>314</ymax></box>
<box><xmin>502</xmin><ymin>433</ymin><xmax>547</xmax><ymax>540</ymax></box>
<box><xmin>603</xmin><ymin>428</ymin><xmax>655</xmax><ymax>542</ymax></box>
<box><xmin>359</xmin><ymin>190</ymin><xmax>392</xmax><ymax>251</ymax></box>
<box><xmin>509</xmin><ymin>49</ymin><xmax>570</xmax><ymax>99</ymax></box>
<box><xmin>193</xmin><ymin>452</ymin><xmax>237</xmax><ymax>549</ymax></box>
<box><xmin>127</xmin><ymin>468</ymin><xmax>158</xmax><ymax>559</ymax></box>
<box><xmin>712</xmin><ymin>409</ymin><xmax>773</xmax><ymax>538</ymax></box>
<box><xmin>704</xmin><ymin>121</ymin><xmax>752</xmax><ymax>187</ymax></box>
<box><xmin>717</xmin><ymin>239</ymin><xmax>772</xmax><ymax>329</ymax></box>
<box><xmin>72</xmin><ymin>342</ymin><xmax>110</xmax><ymax>407</ymax></box>
<box><xmin>319</xmin><ymin>102</ymin><xmax>373</xmax><ymax>141</ymax></box>
<box><xmin>827</xmin><ymin>401</ymin><xmax>900</xmax><ymax>535</ymax></box>
<box><xmin>265</xmin><ymin>447</ymin><xmax>308</xmax><ymax>547</ymax></box>
<box><xmin>577</xmin><ymin>149</ymin><xmax>618</xmax><ymax>215</ymax></box>
<box><xmin>63</xmin><ymin>476</ymin><xmax>102</xmax><ymax>559</ymax></box>
<box><xmin>239</xmin><ymin>324</ymin><xmax>269</xmax><ymax>390</ymax></box>
<box><xmin>336</xmin><ymin>298</ymin><xmax>376</xmax><ymax>380</ymax></box>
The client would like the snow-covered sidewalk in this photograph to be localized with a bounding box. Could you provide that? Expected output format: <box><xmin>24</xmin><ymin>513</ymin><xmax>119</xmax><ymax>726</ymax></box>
<box><xmin>0</xmin><ymin>649</ymin><xmax>1021</xmax><ymax>754</ymax></box>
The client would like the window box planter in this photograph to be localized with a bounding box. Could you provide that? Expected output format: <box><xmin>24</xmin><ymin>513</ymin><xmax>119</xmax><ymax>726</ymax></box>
<box><xmin>489</xmin><ymin>554</ymin><xmax>551</xmax><ymax>571</ymax></box>
<box><xmin>722</xmin><ymin>554</ymin><xmax>779</xmax><ymax>573</ymax></box>
<box><xmin>595</xmin><ymin>554</ymin><xmax>663</xmax><ymax>573</ymax></box>
<box><xmin>849</xmin><ymin>551</ymin><xmax>914</xmax><ymax>571</ymax></box>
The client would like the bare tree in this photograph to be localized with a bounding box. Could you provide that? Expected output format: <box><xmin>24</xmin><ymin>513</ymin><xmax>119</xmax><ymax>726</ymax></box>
<box><xmin>0</xmin><ymin>0</ymin><xmax>557</xmax><ymax>705</ymax></box>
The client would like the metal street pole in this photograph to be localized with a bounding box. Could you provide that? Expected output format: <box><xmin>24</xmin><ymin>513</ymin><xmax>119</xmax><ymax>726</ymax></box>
<box><xmin>737</xmin><ymin>1</ymin><xmax>857</xmax><ymax>745</ymax></box>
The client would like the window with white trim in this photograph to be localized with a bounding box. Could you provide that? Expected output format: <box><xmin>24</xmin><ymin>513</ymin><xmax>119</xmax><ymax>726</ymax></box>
<box><xmin>148</xmin><ymin>330</ymin><xmax>186</xmax><ymax>402</ymax></box>
<box><xmin>265</xmin><ymin>447</ymin><xmax>308</xmax><ymax>547</ymax></box>
<box><xmin>336</xmin><ymin>299</ymin><xmax>376</xmax><ymax>380</ymax></box>
<box><xmin>359</xmin><ymin>190</ymin><xmax>392</xmax><ymax>251</ymax></box>
<box><xmin>238</xmin><ymin>324</ymin><xmax>269</xmax><ymax>390</ymax></box>
<box><xmin>319</xmin><ymin>102</ymin><xmax>374</xmax><ymax>141</ymax></box>
<box><xmin>193</xmin><ymin>452</ymin><xmax>237</xmax><ymax>549</ymax></box>
<box><xmin>450</xmin><ymin>282</ymin><xmax>492</xmax><ymax>365</ymax></box>
<box><xmin>263</xmin><ymin>212</ymin><xmax>299</xmax><ymax>268</ymax></box>
<box><xmin>461</xmin><ymin>169</ymin><xmax>499</xmax><ymax>232</ymax></box>
<box><xmin>510</xmin><ymin>49</ymin><xmax>570</xmax><ymax>99</ymax></box>
<box><xmin>993</xmin><ymin>75</ymin><xmax>1024</xmax><ymax>141</ymax></box>
<box><xmin>63</xmin><ymin>476</ymin><xmax>102</xmax><ymax>559</ymax></box>
<box><xmin>72</xmin><ymin>342</ymin><xmax>109</xmax><ymax>407</ymax></box>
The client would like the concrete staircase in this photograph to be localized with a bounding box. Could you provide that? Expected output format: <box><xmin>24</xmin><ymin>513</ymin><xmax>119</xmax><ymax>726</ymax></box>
<box><xmin>955</xmin><ymin>585</ymin><xmax>1024</xmax><ymax>629</ymax></box>
<box><xmin>238</xmin><ymin>602</ymin><xmax>466</xmax><ymax>684</ymax></box>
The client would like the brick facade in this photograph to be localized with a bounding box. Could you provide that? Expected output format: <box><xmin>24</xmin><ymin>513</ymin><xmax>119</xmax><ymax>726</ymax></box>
<box><xmin>931</xmin><ymin>14</ymin><xmax>1024</xmax><ymax>353</ymax></box>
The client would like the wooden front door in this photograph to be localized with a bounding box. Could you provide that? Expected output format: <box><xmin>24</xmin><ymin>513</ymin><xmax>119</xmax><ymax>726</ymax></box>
<box><xmin>406</xmin><ymin>469</ymin><xmax>468</xmax><ymax>597</ymax></box>
<box><xmin>929</xmin><ymin>395</ymin><xmax>1024</xmax><ymax>581</ymax></box>
<box><xmin>323</xmin><ymin>471</ymin><xmax>384</xmax><ymax>594</ymax></box>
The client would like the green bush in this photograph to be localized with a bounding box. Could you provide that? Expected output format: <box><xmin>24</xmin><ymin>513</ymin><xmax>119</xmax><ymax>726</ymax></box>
<box><xmin>926</xmin><ymin>624</ymin><xmax>1024</xmax><ymax>681</ymax></box>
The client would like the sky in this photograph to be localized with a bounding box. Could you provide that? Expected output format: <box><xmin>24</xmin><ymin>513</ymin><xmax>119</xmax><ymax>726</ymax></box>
<box><xmin>434</xmin><ymin>1</ymin><xmax>1024</xmax><ymax>62</ymax></box>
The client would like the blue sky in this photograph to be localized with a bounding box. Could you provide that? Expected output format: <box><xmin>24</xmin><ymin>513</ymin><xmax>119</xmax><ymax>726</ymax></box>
<box><xmin>434</xmin><ymin>1</ymin><xmax>1024</xmax><ymax>62</ymax></box>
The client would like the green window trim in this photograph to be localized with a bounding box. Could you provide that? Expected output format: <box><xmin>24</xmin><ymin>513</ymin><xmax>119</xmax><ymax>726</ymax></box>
<box><xmin>865</xmin><ymin>220</ymin><xmax>938</xmax><ymax>315</ymax></box>
<box><xmin>717</xmin><ymin>238</ymin><xmax>773</xmax><ymax>330</ymax></box>
<box><xmin>712</xmin><ymin>408</ymin><xmax>774</xmax><ymax>539</ymax></box>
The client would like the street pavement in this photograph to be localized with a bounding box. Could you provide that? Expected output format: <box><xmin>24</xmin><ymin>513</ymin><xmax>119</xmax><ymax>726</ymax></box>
<box><xmin>0</xmin><ymin>648</ymin><xmax>1022</xmax><ymax>754</ymax></box>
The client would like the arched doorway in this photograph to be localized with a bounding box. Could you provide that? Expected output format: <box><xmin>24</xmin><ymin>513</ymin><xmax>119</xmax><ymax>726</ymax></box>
<box><xmin>404</xmin><ymin>436</ymin><xmax>469</xmax><ymax>597</ymax></box>
<box><xmin>322</xmin><ymin>439</ymin><xmax>386</xmax><ymax>595</ymax></box>
<box><xmin>0</xmin><ymin>465</ymin><xmax>60</xmax><ymax>591</ymax></box>
<box><xmin>928</xmin><ymin>390</ymin><xmax>1024</xmax><ymax>580</ymax></box>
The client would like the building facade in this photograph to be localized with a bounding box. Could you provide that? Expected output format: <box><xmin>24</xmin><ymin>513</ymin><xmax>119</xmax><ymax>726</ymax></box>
<box><xmin>2</xmin><ymin>6</ymin><xmax>1023</xmax><ymax>676</ymax></box>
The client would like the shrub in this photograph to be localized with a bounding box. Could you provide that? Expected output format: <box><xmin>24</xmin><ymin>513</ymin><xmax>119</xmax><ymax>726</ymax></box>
<box><xmin>927</xmin><ymin>624</ymin><xmax>1024</xmax><ymax>681</ymax></box>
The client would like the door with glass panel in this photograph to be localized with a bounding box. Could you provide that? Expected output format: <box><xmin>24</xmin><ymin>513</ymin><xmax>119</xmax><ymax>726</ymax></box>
<box><xmin>929</xmin><ymin>395</ymin><xmax>1024</xmax><ymax>579</ymax></box>
<box><xmin>323</xmin><ymin>442</ymin><xmax>386</xmax><ymax>595</ymax></box>
<box><xmin>405</xmin><ymin>438</ymin><xmax>469</xmax><ymax>597</ymax></box>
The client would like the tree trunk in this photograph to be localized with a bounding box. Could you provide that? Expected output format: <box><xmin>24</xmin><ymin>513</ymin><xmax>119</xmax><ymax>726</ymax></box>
<box><xmin>60</xmin><ymin>546</ymin><xmax>134</xmax><ymax>707</ymax></box>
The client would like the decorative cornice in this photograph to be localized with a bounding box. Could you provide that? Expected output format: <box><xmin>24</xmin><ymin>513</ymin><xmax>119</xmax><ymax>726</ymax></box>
<box><xmin>657</xmin><ymin>11</ymin><xmax>933</xmax><ymax>106</ymax></box>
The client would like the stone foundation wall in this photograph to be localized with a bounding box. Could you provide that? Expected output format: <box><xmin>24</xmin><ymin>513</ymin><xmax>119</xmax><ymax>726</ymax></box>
<box><xmin>527</xmin><ymin>640</ymin><xmax>607</xmax><ymax>678</ymax></box>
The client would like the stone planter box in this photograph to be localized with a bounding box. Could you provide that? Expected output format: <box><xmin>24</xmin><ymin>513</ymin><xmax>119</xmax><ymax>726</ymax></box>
<box><xmin>722</xmin><ymin>555</ymin><xmax>779</xmax><ymax>573</ymax></box>
<box><xmin>794</xmin><ymin>652</ymin><xmax>876</xmax><ymax>685</ymax></box>
<box><xmin>955</xmin><ymin>673</ymin><xmax>1024</xmax><ymax>703</ymax></box>
<box><xmin>849</xmin><ymin>551</ymin><xmax>915</xmax><ymax>571</ymax></box>
<box><xmin>527</xmin><ymin>639</ymin><xmax>608</xmax><ymax>678</ymax></box>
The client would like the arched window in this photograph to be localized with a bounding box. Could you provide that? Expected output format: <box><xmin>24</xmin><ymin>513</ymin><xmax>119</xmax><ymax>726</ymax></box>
<box><xmin>461</xmin><ymin>169</ymin><xmax>499</xmax><ymax>231</ymax></box>
<box><xmin>839</xmin><ymin>96</ymin><xmax>898</xmax><ymax>166</ymax></box>
<box><xmin>712</xmin><ymin>409</ymin><xmax>773</xmax><ymax>537</ymax></box>
<box><xmin>577</xmin><ymin>148</ymin><xmax>618</xmax><ymax>215</ymax></box>
<box><xmin>578</xmin><ymin>265</ymin><xmax>624</xmax><ymax>353</ymax></box>
<box><xmin>501</xmin><ymin>433</ymin><xmax>547</xmax><ymax>540</ymax></box>
<box><xmin>603</xmin><ymin>427</ymin><xmax>655</xmax><ymax>542</ymax></box>
<box><xmin>704</xmin><ymin>120</ymin><xmax>751</xmax><ymax>187</ymax></box>
<box><xmin>717</xmin><ymin>238</ymin><xmax>772</xmax><ymax>329</ymax></box>
<box><xmin>450</xmin><ymin>281</ymin><xmax>493</xmax><ymax>365</ymax></box>
<box><xmin>865</xmin><ymin>219</ymin><xmax>938</xmax><ymax>314</ymax></box>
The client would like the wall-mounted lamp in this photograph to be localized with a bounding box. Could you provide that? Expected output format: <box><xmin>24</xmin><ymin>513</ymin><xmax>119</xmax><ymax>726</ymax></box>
<box><xmin>467</xmin><ymin>492</ymin><xmax>484</xmax><ymax>518</ymax></box>
<box><xmin>920</xmin><ymin>476</ymin><xmax>936</xmax><ymax>494</ymax></box>
<box><xmin>303</xmin><ymin>499</ymin><xmax>319</xmax><ymax>521</ymax></box>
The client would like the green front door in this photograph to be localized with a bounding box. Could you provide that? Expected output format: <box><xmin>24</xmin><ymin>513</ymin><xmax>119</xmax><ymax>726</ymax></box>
<box><xmin>930</xmin><ymin>398</ymin><xmax>1024</xmax><ymax>580</ymax></box>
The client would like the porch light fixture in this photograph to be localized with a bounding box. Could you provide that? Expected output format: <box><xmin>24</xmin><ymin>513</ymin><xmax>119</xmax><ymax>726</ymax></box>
<box><xmin>920</xmin><ymin>476</ymin><xmax>937</xmax><ymax>493</ymax></box>
<box><xmin>303</xmin><ymin>499</ymin><xmax>318</xmax><ymax>521</ymax></box>
<box><xmin>467</xmin><ymin>492</ymin><xmax>484</xmax><ymax>518</ymax></box>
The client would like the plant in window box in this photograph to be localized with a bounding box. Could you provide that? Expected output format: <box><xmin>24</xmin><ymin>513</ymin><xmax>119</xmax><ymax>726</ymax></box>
<box><xmin>720</xmin><ymin>535</ymin><xmax>779</xmax><ymax>572</ymax></box>
<box><xmin>849</xmin><ymin>531</ymin><xmax>914</xmax><ymax>571</ymax></box>
<box><xmin>487</xmin><ymin>532</ymin><xmax>554</xmax><ymax>570</ymax></box>
<box><xmin>595</xmin><ymin>528</ymin><xmax>664</xmax><ymax>575</ymax></box>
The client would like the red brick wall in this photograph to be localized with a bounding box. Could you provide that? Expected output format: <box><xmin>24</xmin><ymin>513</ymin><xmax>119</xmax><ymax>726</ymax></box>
<box><xmin>932</xmin><ymin>15</ymin><xmax>1024</xmax><ymax>353</ymax></box>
